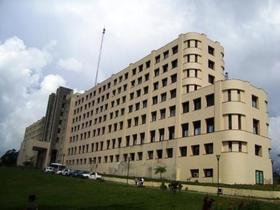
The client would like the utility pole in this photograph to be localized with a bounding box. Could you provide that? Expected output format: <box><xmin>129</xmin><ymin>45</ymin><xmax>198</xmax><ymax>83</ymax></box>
<box><xmin>94</xmin><ymin>28</ymin><xmax>106</xmax><ymax>86</ymax></box>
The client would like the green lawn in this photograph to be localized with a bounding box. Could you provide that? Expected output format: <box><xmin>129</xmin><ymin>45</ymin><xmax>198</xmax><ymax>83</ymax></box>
<box><xmin>0</xmin><ymin>167</ymin><xmax>279</xmax><ymax>210</ymax></box>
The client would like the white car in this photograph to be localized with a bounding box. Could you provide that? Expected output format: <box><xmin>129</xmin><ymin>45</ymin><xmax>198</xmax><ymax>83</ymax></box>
<box><xmin>88</xmin><ymin>172</ymin><xmax>102</xmax><ymax>180</ymax></box>
<box><xmin>81</xmin><ymin>171</ymin><xmax>91</xmax><ymax>178</ymax></box>
<box><xmin>44</xmin><ymin>166</ymin><xmax>54</xmax><ymax>173</ymax></box>
<box><xmin>61</xmin><ymin>168</ymin><xmax>72</xmax><ymax>176</ymax></box>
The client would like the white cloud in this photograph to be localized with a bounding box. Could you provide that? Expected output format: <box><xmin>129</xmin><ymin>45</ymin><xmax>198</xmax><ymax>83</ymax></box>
<box><xmin>57</xmin><ymin>57</ymin><xmax>83</xmax><ymax>72</ymax></box>
<box><xmin>0</xmin><ymin>36</ymin><xmax>66</xmax><ymax>155</ymax></box>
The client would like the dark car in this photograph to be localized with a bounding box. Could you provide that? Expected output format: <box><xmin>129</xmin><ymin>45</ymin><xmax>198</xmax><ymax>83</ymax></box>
<box><xmin>70</xmin><ymin>170</ymin><xmax>83</xmax><ymax>177</ymax></box>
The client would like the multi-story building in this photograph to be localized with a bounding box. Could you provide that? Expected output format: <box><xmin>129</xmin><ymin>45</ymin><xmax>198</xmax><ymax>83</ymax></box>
<box><xmin>17</xmin><ymin>117</ymin><xmax>46</xmax><ymax>167</ymax></box>
<box><xmin>18</xmin><ymin>32</ymin><xmax>272</xmax><ymax>184</ymax></box>
<box><xmin>17</xmin><ymin>87</ymin><xmax>73</xmax><ymax>168</ymax></box>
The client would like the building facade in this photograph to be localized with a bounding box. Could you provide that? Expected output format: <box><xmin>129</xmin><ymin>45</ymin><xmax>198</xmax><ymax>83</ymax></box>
<box><xmin>18</xmin><ymin>32</ymin><xmax>272</xmax><ymax>184</ymax></box>
<box><xmin>17</xmin><ymin>117</ymin><xmax>46</xmax><ymax>167</ymax></box>
<box><xmin>17</xmin><ymin>87</ymin><xmax>73</xmax><ymax>168</ymax></box>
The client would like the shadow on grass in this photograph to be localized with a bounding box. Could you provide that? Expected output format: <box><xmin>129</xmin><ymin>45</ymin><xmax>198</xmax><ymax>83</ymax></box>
<box><xmin>33</xmin><ymin>203</ymin><xmax>144</xmax><ymax>210</ymax></box>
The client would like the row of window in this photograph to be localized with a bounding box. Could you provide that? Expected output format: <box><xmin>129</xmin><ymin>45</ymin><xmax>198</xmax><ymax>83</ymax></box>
<box><xmin>71</xmin><ymin>114</ymin><xmax>262</xmax><ymax>144</ymax></box>
<box><xmin>74</xmin><ymin>46</ymin><xmax>179</xmax><ymax>107</ymax></box>
<box><xmin>67</xmin><ymin>142</ymin><xmax>214</xmax><ymax>159</ymax></box>
<box><xmin>73</xmin><ymin>69</ymin><xmax>178</xmax><ymax>117</ymax></box>
<box><xmin>71</xmin><ymin>92</ymin><xmax>214</xmax><ymax>131</ymax></box>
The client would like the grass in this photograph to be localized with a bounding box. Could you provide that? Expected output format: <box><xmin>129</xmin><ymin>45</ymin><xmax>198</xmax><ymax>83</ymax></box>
<box><xmin>0</xmin><ymin>167</ymin><xmax>279</xmax><ymax>210</ymax></box>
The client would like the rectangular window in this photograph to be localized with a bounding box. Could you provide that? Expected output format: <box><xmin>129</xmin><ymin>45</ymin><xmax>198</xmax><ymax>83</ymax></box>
<box><xmin>166</xmin><ymin>148</ymin><xmax>173</xmax><ymax>158</ymax></box>
<box><xmin>170</xmin><ymin>89</ymin><xmax>176</xmax><ymax>99</ymax></box>
<box><xmin>204</xmin><ymin>168</ymin><xmax>213</xmax><ymax>177</ymax></box>
<box><xmin>151</xmin><ymin>111</ymin><xmax>157</xmax><ymax>122</ymax></box>
<box><xmin>255</xmin><ymin>145</ymin><xmax>262</xmax><ymax>156</ymax></box>
<box><xmin>253</xmin><ymin>119</ymin><xmax>260</xmax><ymax>134</ymax></box>
<box><xmin>228</xmin><ymin>115</ymin><xmax>232</xmax><ymax>130</ymax></box>
<box><xmin>150</xmin><ymin>130</ymin><xmax>156</xmax><ymax>142</ymax></box>
<box><xmin>133</xmin><ymin>134</ymin><xmax>137</xmax><ymax>145</ymax></box>
<box><xmin>115</xmin><ymin>155</ymin><xmax>120</xmax><ymax>162</ymax></box>
<box><xmin>161</xmin><ymin>93</ymin><xmax>167</xmax><ymax>102</ymax></box>
<box><xmin>168</xmin><ymin>126</ymin><xmax>175</xmax><ymax>140</ymax></box>
<box><xmin>255</xmin><ymin>170</ymin><xmax>264</xmax><ymax>184</ymax></box>
<box><xmin>162</xmin><ymin>64</ymin><xmax>168</xmax><ymax>73</ymax></box>
<box><xmin>193</xmin><ymin>98</ymin><xmax>201</xmax><ymax>110</ymax></box>
<box><xmin>126</xmin><ymin>136</ymin><xmax>130</xmax><ymax>147</ymax></box>
<box><xmin>206</xmin><ymin>118</ymin><xmax>214</xmax><ymax>133</ymax></box>
<box><xmin>143</xmin><ymin>86</ymin><xmax>149</xmax><ymax>94</ymax></box>
<box><xmin>160</xmin><ymin>109</ymin><xmax>166</xmax><ymax>119</ymax></box>
<box><xmin>154</xmin><ymin>68</ymin><xmax>160</xmax><ymax>77</ymax></box>
<box><xmin>145</xmin><ymin>73</ymin><xmax>149</xmax><ymax>81</ymax></box>
<box><xmin>156</xmin><ymin>149</ymin><xmax>163</xmax><ymax>159</ymax></box>
<box><xmin>130</xmin><ymin>153</ymin><xmax>135</xmax><ymax>161</ymax></box>
<box><xmin>141</xmin><ymin>114</ymin><xmax>146</xmax><ymax>124</ymax></box>
<box><xmin>204</xmin><ymin>143</ymin><xmax>213</xmax><ymax>154</ymax></box>
<box><xmin>171</xmin><ymin>59</ymin><xmax>178</xmax><ymax>68</ymax></box>
<box><xmin>193</xmin><ymin>120</ymin><xmax>201</xmax><ymax>135</ymax></box>
<box><xmin>208</xmin><ymin>74</ymin><xmax>215</xmax><ymax>84</ymax></box>
<box><xmin>155</xmin><ymin>55</ymin><xmax>160</xmax><ymax>64</ymax></box>
<box><xmin>152</xmin><ymin>96</ymin><xmax>158</xmax><ymax>105</ymax></box>
<box><xmin>191</xmin><ymin>169</ymin><xmax>199</xmax><ymax>178</ymax></box>
<box><xmin>238</xmin><ymin>115</ymin><xmax>242</xmax><ymax>130</ymax></box>
<box><xmin>208</xmin><ymin>46</ymin><xmax>214</xmax><ymax>55</ymax></box>
<box><xmin>129</xmin><ymin>105</ymin><xmax>133</xmax><ymax>113</ymax></box>
<box><xmin>192</xmin><ymin>145</ymin><xmax>200</xmax><ymax>156</ymax></box>
<box><xmin>181</xmin><ymin>123</ymin><xmax>189</xmax><ymax>137</ymax></box>
<box><xmin>182</xmin><ymin>101</ymin><xmax>189</xmax><ymax>113</ymax></box>
<box><xmin>148</xmin><ymin>150</ymin><xmax>154</xmax><ymax>159</ymax></box>
<box><xmin>206</xmin><ymin>94</ymin><xmax>214</xmax><ymax>106</ymax></box>
<box><xmin>153</xmin><ymin>82</ymin><xmax>159</xmax><ymax>90</ymax></box>
<box><xmin>135</xmin><ymin>102</ymin><xmax>140</xmax><ymax>111</ymax></box>
<box><xmin>208</xmin><ymin>60</ymin><xmax>215</xmax><ymax>70</ymax></box>
<box><xmin>163</xmin><ymin>50</ymin><xmax>169</xmax><ymax>59</ymax></box>
<box><xmin>142</xmin><ymin>100</ymin><xmax>147</xmax><ymax>108</ymax></box>
<box><xmin>228</xmin><ymin>90</ymin><xmax>231</xmax><ymax>101</ymax></box>
<box><xmin>180</xmin><ymin>146</ymin><xmax>187</xmax><ymax>156</ymax></box>
<box><xmin>138</xmin><ymin>152</ymin><xmax>143</xmax><ymax>161</ymax></box>
<box><xmin>162</xmin><ymin>78</ymin><xmax>168</xmax><ymax>87</ymax></box>
<box><xmin>159</xmin><ymin>128</ymin><xmax>164</xmax><ymax>141</ymax></box>
<box><xmin>171</xmin><ymin>74</ymin><xmax>177</xmax><ymax>83</ymax></box>
<box><xmin>140</xmin><ymin>132</ymin><xmax>145</xmax><ymax>144</ymax></box>
<box><xmin>169</xmin><ymin>106</ymin><xmax>176</xmax><ymax>117</ymax></box>
<box><xmin>172</xmin><ymin>45</ymin><xmax>178</xmax><ymax>54</ymax></box>
<box><xmin>252</xmin><ymin>95</ymin><xmax>258</xmax><ymax>108</ymax></box>
<box><xmin>146</xmin><ymin>61</ymin><xmax>151</xmax><ymax>69</ymax></box>
<box><xmin>134</xmin><ymin>117</ymin><xmax>139</xmax><ymax>126</ymax></box>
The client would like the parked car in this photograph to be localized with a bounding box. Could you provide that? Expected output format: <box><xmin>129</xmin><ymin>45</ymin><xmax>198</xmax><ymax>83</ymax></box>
<box><xmin>44</xmin><ymin>166</ymin><xmax>54</xmax><ymax>173</ymax></box>
<box><xmin>88</xmin><ymin>172</ymin><xmax>102</xmax><ymax>180</ymax></box>
<box><xmin>71</xmin><ymin>170</ymin><xmax>84</xmax><ymax>177</ymax></box>
<box><xmin>50</xmin><ymin>163</ymin><xmax>66</xmax><ymax>173</ymax></box>
<box><xmin>81</xmin><ymin>171</ymin><xmax>91</xmax><ymax>179</ymax></box>
<box><xmin>61</xmin><ymin>168</ymin><xmax>72</xmax><ymax>176</ymax></box>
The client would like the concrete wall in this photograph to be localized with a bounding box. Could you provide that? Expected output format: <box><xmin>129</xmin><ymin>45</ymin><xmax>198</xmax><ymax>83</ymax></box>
<box><xmin>103</xmin><ymin>176</ymin><xmax>280</xmax><ymax>199</ymax></box>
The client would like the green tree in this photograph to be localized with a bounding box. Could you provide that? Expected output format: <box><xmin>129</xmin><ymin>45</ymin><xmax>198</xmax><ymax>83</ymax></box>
<box><xmin>154</xmin><ymin>166</ymin><xmax>167</xmax><ymax>180</ymax></box>
<box><xmin>0</xmin><ymin>149</ymin><xmax>18</xmax><ymax>166</ymax></box>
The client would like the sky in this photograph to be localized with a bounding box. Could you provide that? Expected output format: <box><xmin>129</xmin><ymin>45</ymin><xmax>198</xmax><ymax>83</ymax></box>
<box><xmin>0</xmin><ymin>0</ymin><xmax>280</xmax><ymax>165</ymax></box>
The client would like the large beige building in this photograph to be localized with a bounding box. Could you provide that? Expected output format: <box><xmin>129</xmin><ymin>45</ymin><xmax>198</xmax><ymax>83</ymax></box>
<box><xmin>18</xmin><ymin>32</ymin><xmax>272</xmax><ymax>185</ymax></box>
<box><xmin>17</xmin><ymin>87</ymin><xmax>73</xmax><ymax>168</ymax></box>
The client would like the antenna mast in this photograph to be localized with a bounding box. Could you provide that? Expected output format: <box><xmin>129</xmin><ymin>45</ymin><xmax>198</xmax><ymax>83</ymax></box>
<box><xmin>94</xmin><ymin>28</ymin><xmax>106</xmax><ymax>86</ymax></box>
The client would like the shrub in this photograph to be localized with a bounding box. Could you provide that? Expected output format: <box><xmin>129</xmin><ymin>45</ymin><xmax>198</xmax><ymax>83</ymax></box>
<box><xmin>168</xmin><ymin>181</ymin><xmax>182</xmax><ymax>193</ymax></box>
<box><xmin>160</xmin><ymin>182</ymin><xmax>167</xmax><ymax>190</ymax></box>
